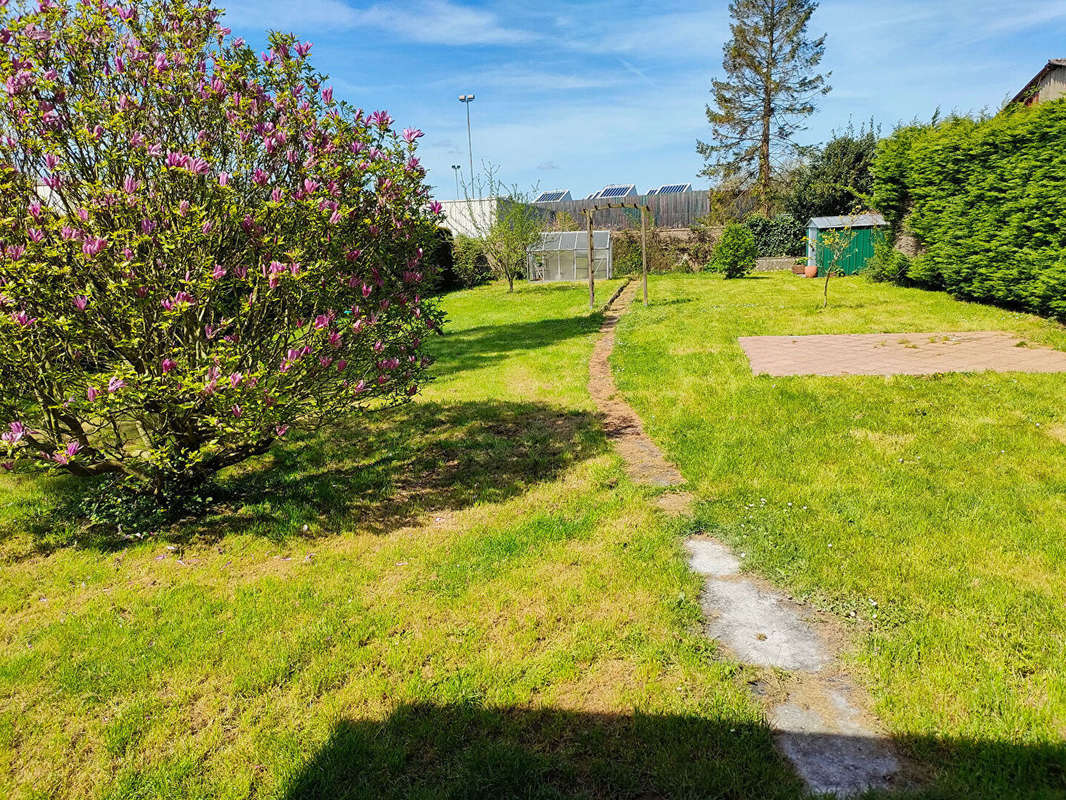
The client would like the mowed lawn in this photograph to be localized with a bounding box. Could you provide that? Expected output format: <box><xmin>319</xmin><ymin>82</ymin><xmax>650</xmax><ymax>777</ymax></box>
<box><xmin>0</xmin><ymin>280</ymin><xmax>805</xmax><ymax>799</ymax></box>
<box><xmin>613</xmin><ymin>272</ymin><xmax>1066</xmax><ymax>798</ymax></box>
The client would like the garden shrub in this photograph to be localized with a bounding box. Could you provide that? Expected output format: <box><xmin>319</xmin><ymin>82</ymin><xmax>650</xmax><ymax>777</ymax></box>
<box><xmin>745</xmin><ymin>213</ymin><xmax>804</xmax><ymax>257</ymax></box>
<box><xmin>871</xmin><ymin>102</ymin><xmax>1066</xmax><ymax>318</ymax></box>
<box><xmin>864</xmin><ymin>240</ymin><xmax>912</xmax><ymax>284</ymax></box>
<box><xmin>709</xmin><ymin>223</ymin><xmax>757</xmax><ymax>278</ymax></box>
<box><xmin>451</xmin><ymin>235</ymin><xmax>492</xmax><ymax>287</ymax></box>
<box><xmin>0</xmin><ymin>0</ymin><xmax>443</xmax><ymax>503</ymax></box>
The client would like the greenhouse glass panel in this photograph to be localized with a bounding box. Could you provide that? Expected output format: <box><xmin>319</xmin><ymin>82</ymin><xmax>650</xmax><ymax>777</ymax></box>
<box><xmin>527</xmin><ymin>230</ymin><xmax>612</xmax><ymax>282</ymax></box>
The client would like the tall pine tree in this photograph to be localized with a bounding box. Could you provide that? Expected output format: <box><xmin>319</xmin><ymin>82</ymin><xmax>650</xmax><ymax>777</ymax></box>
<box><xmin>698</xmin><ymin>0</ymin><xmax>830</xmax><ymax>216</ymax></box>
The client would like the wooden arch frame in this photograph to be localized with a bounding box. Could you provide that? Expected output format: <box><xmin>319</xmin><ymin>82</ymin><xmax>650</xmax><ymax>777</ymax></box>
<box><xmin>581</xmin><ymin>202</ymin><xmax>653</xmax><ymax>309</ymax></box>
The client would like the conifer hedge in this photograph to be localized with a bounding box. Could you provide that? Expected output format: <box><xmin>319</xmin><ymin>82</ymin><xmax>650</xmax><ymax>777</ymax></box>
<box><xmin>871</xmin><ymin>101</ymin><xmax>1066</xmax><ymax>318</ymax></box>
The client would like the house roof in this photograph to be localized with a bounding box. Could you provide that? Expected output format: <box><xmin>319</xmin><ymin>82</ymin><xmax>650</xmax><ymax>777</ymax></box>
<box><xmin>1010</xmin><ymin>59</ymin><xmax>1066</xmax><ymax>105</ymax></box>
<box><xmin>807</xmin><ymin>213</ymin><xmax>886</xmax><ymax>229</ymax></box>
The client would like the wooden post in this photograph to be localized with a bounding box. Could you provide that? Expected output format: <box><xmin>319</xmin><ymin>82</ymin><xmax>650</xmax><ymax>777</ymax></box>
<box><xmin>586</xmin><ymin>210</ymin><xmax>595</xmax><ymax>309</ymax></box>
<box><xmin>640</xmin><ymin>207</ymin><xmax>648</xmax><ymax>306</ymax></box>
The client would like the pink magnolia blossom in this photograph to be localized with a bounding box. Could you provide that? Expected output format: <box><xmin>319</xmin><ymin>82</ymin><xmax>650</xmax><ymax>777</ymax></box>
<box><xmin>231</xmin><ymin>405</ymin><xmax>242</xmax><ymax>418</ymax></box>
<box><xmin>229</xmin><ymin>372</ymin><xmax>243</xmax><ymax>388</ymax></box>
<box><xmin>122</xmin><ymin>176</ymin><xmax>139</xmax><ymax>194</ymax></box>
<box><xmin>165</xmin><ymin>150</ymin><xmax>189</xmax><ymax>169</ymax></box>
<box><xmin>336</xmin><ymin>360</ymin><xmax>348</xmax><ymax>371</ymax></box>
<box><xmin>211</xmin><ymin>264</ymin><xmax>226</xmax><ymax>280</ymax></box>
<box><xmin>161</xmin><ymin>358</ymin><xmax>177</xmax><ymax>373</ymax></box>
<box><xmin>294</xmin><ymin>41</ymin><xmax>312</xmax><ymax>57</ymax></box>
<box><xmin>218</xmin><ymin>172</ymin><xmax>229</xmax><ymax>186</ymax></box>
<box><xmin>28</xmin><ymin>202</ymin><xmax>42</xmax><ymax>219</ymax></box>
<box><xmin>73</xmin><ymin>295</ymin><xmax>88</xmax><ymax>311</ymax></box>
<box><xmin>252</xmin><ymin>168</ymin><xmax>269</xmax><ymax>186</ymax></box>
<box><xmin>81</xmin><ymin>237</ymin><xmax>107</xmax><ymax>258</ymax></box>
<box><xmin>402</xmin><ymin>128</ymin><xmax>423</xmax><ymax>143</ymax></box>
<box><xmin>86</xmin><ymin>386</ymin><xmax>99</xmax><ymax>402</ymax></box>
<box><xmin>275</xmin><ymin>424</ymin><xmax>289</xmax><ymax>437</ymax></box>
<box><xmin>178</xmin><ymin>200</ymin><xmax>190</xmax><ymax>216</ymax></box>
<box><xmin>10</xmin><ymin>310</ymin><xmax>36</xmax><ymax>326</ymax></box>
<box><xmin>321</xmin><ymin>86</ymin><xmax>333</xmax><ymax>104</ymax></box>
<box><xmin>107</xmin><ymin>377</ymin><xmax>125</xmax><ymax>393</ymax></box>
<box><xmin>1</xmin><ymin>422</ymin><xmax>26</xmax><ymax>444</ymax></box>
<box><xmin>271</xmin><ymin>187</ymin><xmax>283</xmax><ymax>203</ymax></box>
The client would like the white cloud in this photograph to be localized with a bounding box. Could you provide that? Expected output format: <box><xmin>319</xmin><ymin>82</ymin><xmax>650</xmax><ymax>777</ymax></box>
<box><xmin>225</xmin><ymin>0</ymin><xmax>536</xmax><ymax>45</ymax></box>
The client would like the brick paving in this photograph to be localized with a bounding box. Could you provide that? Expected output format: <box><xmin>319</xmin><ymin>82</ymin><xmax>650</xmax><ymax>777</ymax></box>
<box><xmin>739</xmin><ymin>331</ymin><xmax>1066</xmax><ymax>377</ymax></box>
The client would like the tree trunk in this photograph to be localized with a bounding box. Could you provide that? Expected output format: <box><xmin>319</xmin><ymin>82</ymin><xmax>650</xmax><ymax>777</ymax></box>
<box><xmin>507</xmin><ymin>273</ymin><xmax>514</xmax><ymax>292</ymax></box>
<box><xmin>759</xmin><ymin>1</ymin><xmax>776</xmax><ymax>217</ymax></box>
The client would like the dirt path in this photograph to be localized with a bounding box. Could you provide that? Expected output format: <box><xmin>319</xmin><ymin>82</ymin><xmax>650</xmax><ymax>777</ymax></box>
<box><xmin>591</xmin><ymin>284</ymin><xmax>908</xmax><ymax>797</ymax></box>
<box><xmin>588</xmin><ymin>281</ymin><xmax>687</xmax><ymax>490</ymax></box>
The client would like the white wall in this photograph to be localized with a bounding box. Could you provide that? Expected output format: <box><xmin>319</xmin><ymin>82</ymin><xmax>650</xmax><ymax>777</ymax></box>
<box><xmin>440</xmin><ymin>198</ymin><xmax>499</xmax><ymax>238</ymax></box>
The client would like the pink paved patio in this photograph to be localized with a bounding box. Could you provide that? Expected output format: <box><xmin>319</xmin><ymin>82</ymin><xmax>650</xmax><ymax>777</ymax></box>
<box><xmin>738</xmin><ymin>331</ymin><xmax>1066</xmax><ymax>377</ymax></box>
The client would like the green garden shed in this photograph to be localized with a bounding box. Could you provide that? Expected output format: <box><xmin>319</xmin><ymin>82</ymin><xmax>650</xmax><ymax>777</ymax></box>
<box><xmin>806</xmin><ymin>213</ymin><xmax>888</xmax><ymax>275</ymax></box>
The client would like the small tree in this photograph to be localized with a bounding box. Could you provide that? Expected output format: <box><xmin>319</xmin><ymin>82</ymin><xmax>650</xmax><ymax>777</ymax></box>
<box><xmin>711</xmin><ymin>223</ymin><xmax>757</xmax><ymax>278</ymax></box>
<box><xmin>460</xmin><ymin>165</ymin><xmax>542</xmax><ymax>293</ymax></box>
<box><xmin>0</xmin><ymin>0</ymin><xmax>443</xmax><ymax>502</ymax></box>
<box><xmin>818</xmin><ymin>225</ymin><xmax>856</xmax><ymax>307</ymax></box>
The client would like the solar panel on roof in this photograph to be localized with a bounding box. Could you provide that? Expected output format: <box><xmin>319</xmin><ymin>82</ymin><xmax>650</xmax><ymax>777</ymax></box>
<box><xmin>535</xmin><ymin>190</ymin><xmax>571</xmax><ymax>202</ymax></box>
<box><xmin>598</xmin><ymin>184</ymin><xmax>634</xmax><ymax>198</ymax></box>
<box><xmin>648</xmin><ymin>183</ymin><xmax>691</xmax><ymax>195</ymax></box>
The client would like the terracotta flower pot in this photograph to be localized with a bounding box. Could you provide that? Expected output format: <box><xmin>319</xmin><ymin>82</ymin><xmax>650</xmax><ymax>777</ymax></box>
<box><xmin>804</xmin><ymin>264</ymin><xmax>818</xmax><ymax>278</ymax></box>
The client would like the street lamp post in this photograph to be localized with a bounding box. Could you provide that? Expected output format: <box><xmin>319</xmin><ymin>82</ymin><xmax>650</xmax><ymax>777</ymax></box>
<box><xmin>451</xmin><ymin>164</ymin><xmax>462</xmax><ymax>200</ymax></box>
<box><xmin>458</xmin><ymin>93</ymin><xmax>475</xmax><ymax>196</ymax></box>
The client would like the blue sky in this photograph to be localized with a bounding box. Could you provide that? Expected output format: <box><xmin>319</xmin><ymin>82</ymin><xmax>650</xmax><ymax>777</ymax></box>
<box><xmin>220</xmin><ymin>0</ymin><xmax>1066</xmax><ymax>201</ymax></box>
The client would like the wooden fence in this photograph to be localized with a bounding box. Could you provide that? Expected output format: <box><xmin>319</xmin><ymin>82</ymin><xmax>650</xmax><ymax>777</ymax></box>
<box><xmin>532</xmin><ymin>190</ymin><xmax>710</xmax><ymax>230</ymax></box>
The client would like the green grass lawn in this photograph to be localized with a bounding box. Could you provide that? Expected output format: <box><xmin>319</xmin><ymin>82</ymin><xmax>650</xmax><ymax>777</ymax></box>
<box><xmin>0</xmin><ymin>279</ymin><xmax>804</xmax><ymax>799</ymax></box>
<box><xmin>613</xmin><ymin>272</ymin><xmax>1066</xmax><ymax>798</ymax></box>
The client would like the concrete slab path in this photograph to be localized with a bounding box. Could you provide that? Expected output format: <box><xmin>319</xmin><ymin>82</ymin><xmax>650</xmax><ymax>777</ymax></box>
<box><xmin>740</xmin><ymin>331</ymin><xmax>1066</xmax><ymax>377</ymax></box>
<box><xmin>593</xmin><ymin>284</ymin><xmax>907</xmax><ymax>797</ymax></box>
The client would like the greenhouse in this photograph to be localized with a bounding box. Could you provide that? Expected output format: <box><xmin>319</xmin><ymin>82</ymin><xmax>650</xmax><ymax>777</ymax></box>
<box><xmin>527</xmin><ymin>230</ymin><xmax>612</xmax><ymax>283</ymax></box>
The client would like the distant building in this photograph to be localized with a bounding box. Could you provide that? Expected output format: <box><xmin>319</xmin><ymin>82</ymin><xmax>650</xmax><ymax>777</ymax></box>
<box><xmin>439</xmin><ymin>197</ymin><xmax>501</xmax><ymax>237</ymax></box>
<box><xmin>1010</xmin><ymin>59</ymin><xmax>1066</xmax><ymax>106</ymax></box>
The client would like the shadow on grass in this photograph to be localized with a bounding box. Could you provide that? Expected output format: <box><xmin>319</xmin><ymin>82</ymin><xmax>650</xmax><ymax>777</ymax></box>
<box><xmin>281</xmin><ymin>702</ymin><xmax>803</xmax><ymax>800</ymax></box>
<box><xmin>429</xmin><ymin>315</ymin><xmax>604</xmax><ymax>380</ymax></box>
<box><xmin>279</xmin><ymin>703</ymin><xmax>1066</xmax><ymax>800</ymax></box>
<box><xmin>0</xmin><ymin>399</ymin><xmax>604</xmax><ymax>554</ymax></box>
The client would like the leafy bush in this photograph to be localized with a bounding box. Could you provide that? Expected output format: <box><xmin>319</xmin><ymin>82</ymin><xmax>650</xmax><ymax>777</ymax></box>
<box><xmin>745</xmin><ymin>213</ymin><xmax>804</xmax><ymax>256</ymax></box>
<box><xmin>871</xmin><ymin>103</ymin><xmax>1066</xmax><ymax>318</ymax></box>
<box><xmin>0</xmin><ymin>0</ymin><xmax>443</xmax><ymax>503</ymax></box>
<box><xmin>709</xmin><ymin>223</ymin><xmax>757</xmax><ymax>278</ymax></box>
<box><xmin>864</xmin><ymin>240</ymin><xmax>912</xmax><ymax>284</ymax></box>
<box><xmin>451</xmin><ymin>235</ymin><xmax>492</xmax><ymax>287</ymax></box>
<box><xmin>552</xmin><ymin>210</ymin><xmax>578</xmax><ymax>231</ymax></box>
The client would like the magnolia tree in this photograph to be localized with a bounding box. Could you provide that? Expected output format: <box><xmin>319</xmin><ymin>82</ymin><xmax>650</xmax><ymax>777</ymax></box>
<box><xmin>0</xmin><ymin>0</ymin><xmax>444</xmax><ymax>501</ymax></box>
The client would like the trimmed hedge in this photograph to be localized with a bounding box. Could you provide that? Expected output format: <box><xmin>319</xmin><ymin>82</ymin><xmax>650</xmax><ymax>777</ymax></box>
<box><xmin>745</xmin><ymin>213</ymin><xmax>805</xmax><ymax>257</ymax></box>
<box><xmin>871</xmin><ymin>101</ymin><xmax>1066</xmax><ymax>318</ymax></box>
